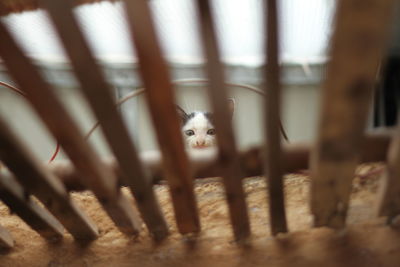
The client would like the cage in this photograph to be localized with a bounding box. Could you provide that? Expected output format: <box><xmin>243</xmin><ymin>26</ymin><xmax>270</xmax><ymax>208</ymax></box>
<box><xmin>0</xmin><ymin>0</ymin><xmax>399</xmax><ymax>266</ymax></box>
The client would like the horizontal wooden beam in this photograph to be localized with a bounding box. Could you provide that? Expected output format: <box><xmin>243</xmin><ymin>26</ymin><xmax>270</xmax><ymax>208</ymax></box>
<box><xmin>49</xmin><ymin>129</ymin><xmax>392</xmax><ymax>192</ymax></box>
<box><xmin>0</xmin><ymin>0</ymin><xmax>111</xmax><ymax>16</ymax></box>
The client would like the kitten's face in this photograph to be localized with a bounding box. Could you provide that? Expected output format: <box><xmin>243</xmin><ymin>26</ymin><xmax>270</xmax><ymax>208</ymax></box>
<box><xmin>176</xmin><ymin>99</ymin><xmax>235</xmax><ymax>149</ymax></box>
<box><xmin>182</xmin><ymin>112</ymin><xmax>216</xmax><ymax>149</ymax></box>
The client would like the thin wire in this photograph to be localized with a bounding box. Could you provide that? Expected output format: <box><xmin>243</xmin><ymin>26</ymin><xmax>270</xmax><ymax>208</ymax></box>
<box><xmin>0</xmin><ymin>81</ymin><xmax>26</xmax><ymax>97</ymax></box>
<box><xmin>0</xmin><ymin>80</ymin><xmax>61</xmax><ymax>163</ymax></box>
<box><xmin>1</xmin><ymin>78</ymin><xmax>289</xmax><ymax>162</ymax></box>
<box><xmin>84</xmin><ymin>79</ymin><xmax>289</xmax><ymax>141</ymax></box>
<box><xmin>48</xmin><ymin>143</ymin><xmax>60</xmax><ymax>163</ymax></box>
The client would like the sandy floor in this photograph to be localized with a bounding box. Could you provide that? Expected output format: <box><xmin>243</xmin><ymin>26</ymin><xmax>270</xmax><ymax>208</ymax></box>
<box><xmin>1</xmin><ymin>163</ymin><xmax>400</xmax><ymax>267</ymax></box>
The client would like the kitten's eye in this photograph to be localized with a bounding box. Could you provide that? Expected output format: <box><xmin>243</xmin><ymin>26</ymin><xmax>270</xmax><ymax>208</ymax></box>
<box><xmin>185</xmin><ymin>130</ymin><xmax>195</xmax><ymax>136</ymax></box>
<box><xmin>207</xmin><ymin>129</ymin><xmax>216</xmax><ymax>135</ymax></box>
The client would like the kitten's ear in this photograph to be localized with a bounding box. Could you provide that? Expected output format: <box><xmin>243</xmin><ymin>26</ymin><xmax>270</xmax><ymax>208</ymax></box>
<box><xmin>227</xmin><ymin>98</ymin><xmax>235</xmax><ymax>118</ymax></box>
<box><xmin>176</xmin><ymin>105</ymin><xmax>189</xmax><ymax>123</ymax></box>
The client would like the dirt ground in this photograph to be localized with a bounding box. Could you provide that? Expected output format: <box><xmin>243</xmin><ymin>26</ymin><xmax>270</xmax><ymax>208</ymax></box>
<box><xmin>2</xmin><ymin>163</ymin><xmax>400</xmax><ymax>267</ymax></box>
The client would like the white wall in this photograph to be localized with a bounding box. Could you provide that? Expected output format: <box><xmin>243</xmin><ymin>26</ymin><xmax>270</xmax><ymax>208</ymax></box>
<box><xmin>0</xmin><ymin>85</ymin><xmax>112</xmax><ymax>161</ymax></box>
<box><xmin>132</xmin><ymin>83</ymin><xmax>321</xmax><ymax>152</ymax></box>
<box><xmin>0</xmin><ymin>0</ymin><xmax>332</xmax><ymax>161</ymax></box>
<box><xmin>0</xmin><ymin>80</ymin><xmax>321</xmax><ymax>161</ymax></box>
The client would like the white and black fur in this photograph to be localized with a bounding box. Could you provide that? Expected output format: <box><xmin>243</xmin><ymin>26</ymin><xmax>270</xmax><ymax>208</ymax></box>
<box><xmin>176</xmin><ymin>99</ymin><xmax>235</xmax><ymax>149</ymax></box>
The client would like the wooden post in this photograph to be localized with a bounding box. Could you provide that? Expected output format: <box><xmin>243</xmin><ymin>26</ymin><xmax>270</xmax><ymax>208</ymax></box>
<box><xmin>0</xmin><ymin>224</ymin><xmax>13</xmax><ymax>249</ymax></box>
<box><xmin>41</xmin><ymin>0</ymin><xmax>168</xmax><ymax>240</ymax></box>
<box><xmin>0</xmin><ymin>116</ymin><xmax>98</xmax><ymax>240</ymax></box>
<box><xmin>0</xmin><ymin>21</ymin><xmax>140</xmax><ymax>235</ymax></box>
<box><xmin>194</xmin><ymin>0</ymin><xmax>250</xmax><ymax>241</ymax></box>
<box><xmin>123</xmin><ymin>0</ymin><xmax>200</xmax><ymax>234</ymax></box>
<box><xmin>263</xmin><ymin>0</ymin><xmax>288</xmax><ymax>235</ymax></box>
<box><xmin>376</xmin><ymin>125</ymin><xmax>400</xmax><ymax>220</ymax></box>
<box><xmin>310</xmin><ymin>0</ymin><xmax>396</xmax><ymax>228</ymax></box>
<box><xmin>0</xmin><ymin>171</ymin><xmax>65</xmax><ymax>240</ymax></box>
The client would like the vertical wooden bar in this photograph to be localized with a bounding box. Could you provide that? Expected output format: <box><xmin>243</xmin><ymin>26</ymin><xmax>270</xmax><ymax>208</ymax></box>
<box><xmin>0</xmin><ymin>171</ymin><xmax>65</xmax><ymax>240</ymax></box>
<box><xmin>41</xmin><ymin>0</ymin><xmax>168</xmax><ymax>240</ymax></box>
<box><xmin>311</xmin><ymin>0</ymin><xmax>396</xmax><ymax>228</ymax></box>
<box><xmin>376</xmin><ymin>127</ymin><xmax>400</xmax><ymax>220</ymax></box>
<box><xmin>0</xmin><ymin>115</ymin><xmax>98</xmax><ymax>240</ymax></box>
<box><xmin>124</xmin><ymin>0</ymin><xmax>200</xmax><ymax>234</ymax></box>
<box><xmin>0</xmin><ymin>224</ymin><xmax>13</xmax><ymax>249</ymax></box>
<box><xmin>194</xmin><ymin>0</ymin><xmax>250</xmax><ymax>240</ymax></box>
<box><xmin>262</xmin><ymin>0</ymin><xmax>288</xmax><ymax>235</ymax></box>
<box><xmin>0</xmin><ymin>21</ymin><xmax>141</xmax><ymax>235</ymax></box>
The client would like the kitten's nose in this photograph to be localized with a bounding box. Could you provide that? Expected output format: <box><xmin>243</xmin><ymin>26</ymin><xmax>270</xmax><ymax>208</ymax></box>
<box><xmin>196</xmin><ymin>140</ymin><xmax>206</xmax><ymax>146</ymax></box>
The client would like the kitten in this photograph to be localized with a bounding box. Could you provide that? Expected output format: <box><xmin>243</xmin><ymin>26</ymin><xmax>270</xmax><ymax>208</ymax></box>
<box><xmin>176</xmin><ymin>99</ymin><xmax>235</xmax><ymax>149</ymax></box>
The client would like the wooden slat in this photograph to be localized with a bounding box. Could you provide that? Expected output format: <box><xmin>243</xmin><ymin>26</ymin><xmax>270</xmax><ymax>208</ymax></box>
<box><xmin>0</xmin><ymin>0</ymin><xmax>116</xmax><ymax>16</ymax></box>
<box><xmin>0</xmin><ymin>116</ymin><xmax>98</xmax><ymax>240</ymax></box>
<box><xmin>123</xmin><ymin>0</ymin><xmax>200</xmax><ymax>234</ymax></box>
<box><xmin>263</xmin><ymin>0</ymin><xmax>288</xmax><ymax>235</ymax></box>
<box><xmin>376</xmin><ymin>127</ymin><xmax>400</xmax><ymax>220</ymax></box>
<box><xmin>41</xmin><ymin>0</ymin><xmax>168</xmax><ymax>240</ymax></box>
<box><xmin>0</xmin><ymin>21</ymin><xmax>141</xmax><ymax>235</ymax></box>
<box><xmin>194</xmin><ymin>0</ymin><xmax>250</xmax><ymax>241</ymax></box>
<box><xmin>310</xmin><ymin>0</ymin><xmax>396</xmax><ymax>228</ymax></box>
<box><xmin>0</xmin><ymin>171</ymin><xmax>65</xmax><ymax>240</ymax></box>
<box><xmin>51</xmin><ymin>129</ymin><xmax>393</xmax><ymax>192</ymax></box>
<box><xmin>0</xmin><ymin>224</ymin><xmax>13</xmax><ymax>249</ymax></box>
